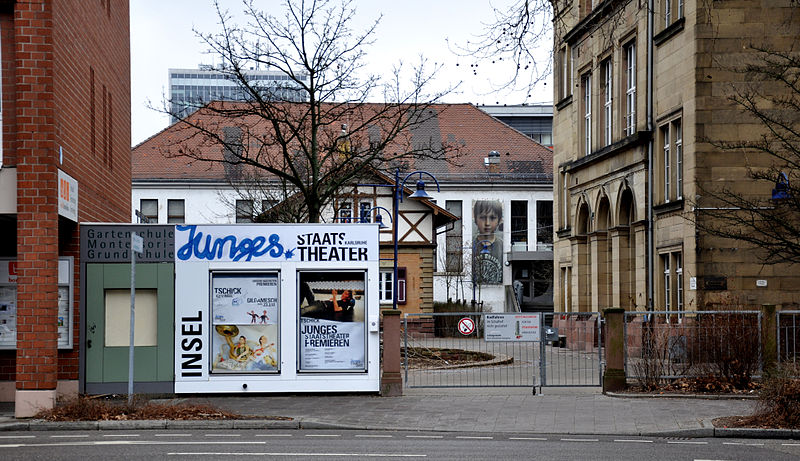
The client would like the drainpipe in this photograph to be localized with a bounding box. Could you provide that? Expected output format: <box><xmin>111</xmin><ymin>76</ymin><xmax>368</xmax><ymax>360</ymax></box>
<box><xmin>646</xmin><ymin>0</ymin><xmax>655</xmax><ymax>311</ymax></box>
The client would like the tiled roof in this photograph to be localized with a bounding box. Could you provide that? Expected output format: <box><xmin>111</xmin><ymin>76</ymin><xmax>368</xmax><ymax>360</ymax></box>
<box><xmin>132</xmin><ymin>103</ymin><xmax>553</xmax><ymax>184</ymax></box>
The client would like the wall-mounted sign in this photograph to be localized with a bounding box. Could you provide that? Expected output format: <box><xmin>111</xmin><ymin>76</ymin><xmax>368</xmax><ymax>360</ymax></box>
<box><xmin>81</xmin><ymin>225</ymin><xmax>175</xmax><ymax>263</ymax></box>
<box><xmin>703</xmin><ymin>276</ymin><xmax>727</xmax><ymax>291</ymax></box>
<box><xmin>57</xmin><ymin>169</ymin><xmax>78</xmax><ymax>222</ymax></box>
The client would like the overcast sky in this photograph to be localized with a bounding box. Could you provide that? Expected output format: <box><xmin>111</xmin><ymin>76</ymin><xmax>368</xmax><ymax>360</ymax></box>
<box><xmin>130</xmin><ymin>0</ymin><xmax>552</xmax><ymax>146</ymax></box>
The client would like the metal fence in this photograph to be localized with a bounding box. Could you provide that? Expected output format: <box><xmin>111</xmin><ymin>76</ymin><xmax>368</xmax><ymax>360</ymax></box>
<box><xmin>402</xmin><ymin>312</ymin><xmax>603</xmax><ymax>390</ymax></box>
<box><xmin>777</xmin><ymin>310</ymin><xmax>800</xmax><ymax>365</ymax></box>
<box><xmin>624</xmin><ymin>311</ymin><xmax>762</xmax><ymax>384</ymax></box>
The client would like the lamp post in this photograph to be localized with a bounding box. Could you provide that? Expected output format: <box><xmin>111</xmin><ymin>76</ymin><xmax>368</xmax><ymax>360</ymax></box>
<box><xmin>391</xmin><ymin>169</ymin><xmax>440</xmax><ymax>310</ymax></box>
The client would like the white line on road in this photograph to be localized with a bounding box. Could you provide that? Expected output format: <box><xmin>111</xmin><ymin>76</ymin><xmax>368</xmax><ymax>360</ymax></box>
<box><xmin>167</xmin><ymin>453</ymin><xmax>426</xmax><ymax>457</ymax></box>
<box><xmin>204</xmin><ymin>433</ymin><xmax>241</xmax><ymax>437</ymax></box>
<box><xmin>509</xmin><ymin>437</ymin><xmax>547</xmax><ymax>441</ymax></box>
<box><xmin>405</xmin><ymin>435</ymin><xmax>443</xmax><ymax>439</ymax></box>
<box><xmin>50</xmin><ymin>435</ymin><xmax>89</xmax><ymax>438</ymax></box>
<box><xmin>0</xmin><ymin>441</ymin><xmax>270</xmax><ymax>448</ymax></box>
<box><xmin>155</xmin><ymin>434</ymin><xmax>193</xmax><ymax>437</ymax></box>
<box><xmin>560</xmin><ymin>438</ymin><xmax>599</xmax><ymax>442</ymax></box>
<box><xmin>304</xmin><ymin>434</ymin><xmax>341</xmax><ymax>437</ymax></box>
<box><xmin>667</xmin><ymin>441</ymin><xmax>708</xmax><ymax>445</ymax></box>
<box><xmin>782</xmin><ymin>443</ymin><xmax>800</xmax><ymax>446</ymax></box>
<box><xmin>355</xmin><ymin>435</ymin><xmax>393</xmax><ymax>438</ymax></box>
<box><xmin>102</xmin><ymin>434</ymin><xmax>140</xmax><ymax>437</ymax></box>
<box><xmin>614</xmin><ymin>439</ymin><xmax>654</xmax><ymax>443</ymax></box>
<box><xmin>723</xmin><ymin>442</ymin><xmax>764</xmax><ymax>446</ymax></box>
<box><xmin>254</xmin><ymin>434</ymin><xmax>293</xmax><ymax>437</ymax></box>
<box><xmin>0</xmin><ymin>435</ymin><xmax>34</xmax><ymax>439</ymax></box>
<box><xmin>455</xmin><ymin>436</ymin><xmax>493</xmax><ymax>440</ymax></box>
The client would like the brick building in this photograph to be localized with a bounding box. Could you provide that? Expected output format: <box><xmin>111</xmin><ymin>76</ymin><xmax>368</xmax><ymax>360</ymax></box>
<box><xmin>0</xmin><ymin>1</ymin><xmax>130</xmax><ymax>416</ymax></box>
<box><xmin>552</xmin><ymin>0</ymin><xmax>800</xmax><ymax>313</ymax></box>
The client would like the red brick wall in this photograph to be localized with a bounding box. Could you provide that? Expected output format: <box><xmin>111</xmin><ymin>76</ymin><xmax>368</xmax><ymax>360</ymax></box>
<box><xmin>1</xmin><ymin>0</ymin><xmax>131</xmax><ymax>387</ymax></box>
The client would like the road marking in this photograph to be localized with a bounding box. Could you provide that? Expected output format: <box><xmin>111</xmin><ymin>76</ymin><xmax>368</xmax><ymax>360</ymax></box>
<box><xmin>304</xmin><ymin>434</ymin><xmax>341</xmax><ymax>437</ymax></box>
<box><xmin>167</xmin><ymin>453</ymin><xmax>426</xmax><ymax>457</ymax></box>
<box><xmin>50</xmin><ymin>435</ymin><xmax>89</xmax><ymax>438</ymax></box>
<box><xmin>455</xmin><ymin>436</ymin><xmax>493</xmax><ymax>440</ymax></box>
<box><xmin>0</xmin><ymin>441</ymin><xmax>269</xmax><ymax>448</ymax></box>
<box><xmin>782</xmin><ymin>443</ymin><xmax>800</xmax><ymax>446</ymax></box>
<box><xmin>723</xmin><ymin>442</ymin><xmax>763</xmax><ymax>446</ymax></box>
<box><xmin>0</xmin><ymin>435</ymin><xmax>34</xmax><ymax>439</ymax></box>
<box><xmin>406</xmin><ymin>435</ymin><xmax>443</xmax><ymax>439</ymax></box>
<box><xmin>560</xmin><ymin>438</ymin><xmax>599</xmax><ymax>442</ymax></box>
<box><xmin>667</xmin><ymin>441</ymin><xmax>708</xmax><ymax>445</ymax></box>
<box><xmin>614</xmin><ymin>439</ymin><xmax>653</xmax><ymax>443</ymax></box>
<box><xmin>204</xmin><ymin>433</ymin><xmax>241</xmax><ymax>437</ymax></box>
<box><xmin>155</xmin><ymin>434</ymin><xmax>193</xmax><ymax>437</ymax></box>
<box><xmin>356</xmin><ymin>435</ymin><xmax>393</xmax><ymax>438</ymax></box>
<box><xmin>255</xmin><ymin>434</ymin><xmax>293</xmax><ymax>437</ymax></box>
<box><xmin>509</xmin><ymin>437</ymin><xmax>547</xmax><ymax>441</ymax></box>
<box><xmin>102</xmin><ymin>434</ymin><xmax>140</xmax><ymax>437</ymax></box>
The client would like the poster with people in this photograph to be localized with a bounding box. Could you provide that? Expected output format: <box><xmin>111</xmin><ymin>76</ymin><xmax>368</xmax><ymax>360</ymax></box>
<box><xmin>210</xmin><ymin>273</ymin><xmax>279</xmax><ymax>373</ymax></box>
<box><xmin>472</xmin><ymin>200</ymin><xmax>504</xmax><ymax>284</ymax></box>
<box><xmin>298</xmin><ymin>271</ymin><xmax>366</xmax><ymax>371</ymax></box>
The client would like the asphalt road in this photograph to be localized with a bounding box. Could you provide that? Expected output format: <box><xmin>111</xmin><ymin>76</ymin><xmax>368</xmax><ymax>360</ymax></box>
<box><xmin>1</xmin><ymin>429</ymin><xmax>799</xmax><ymax>460</ymax></box>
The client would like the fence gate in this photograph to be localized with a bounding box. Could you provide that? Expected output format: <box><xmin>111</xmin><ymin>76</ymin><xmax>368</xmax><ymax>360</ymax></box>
<box><xmin>402</xmin><ymin>312</ymin><xmax>603</xmax><ymax>391</ymax></box>
<box><xmin>778</xmin><ymin>310</ymin><xmax>800</xmax><ymax>365</ymax></box>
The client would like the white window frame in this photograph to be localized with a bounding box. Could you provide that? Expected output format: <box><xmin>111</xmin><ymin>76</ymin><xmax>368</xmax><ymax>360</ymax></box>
<box><xmin>625</xmin><ymin>43</ymin><xmax>636</xmax><ymax>136</ymax></box>
<box><xmin>665</xmin><ymin>0</ymin><xmax>672</xmax><ymax>27</ymax></box>
<box><xmin>663</xmin><ymin>124</ymin><xmax>671</xmax><ymax>202</ymax></box>
<box><xmin>663</xmin><ymin>254</ymin><xmax>671</xmax><ymax>313</ymax></box>
<box><xmin>379</xmin><ymin>270</ymin><xmax>393</xmax><ymax>304</ymax></box>
<box><xmin>583</xmin><ymin>73</ymin><xmax>592</xmax><ymax>156</ymax></box>
<box><xmin>603</xmin><ymin>59</ymin><xmax>613</xmax><ymax>146</ymax></box>
<box><xmin>675</xmin><ymin>121</ymin><xmax>683</xmax><ymax>199</ymax></box>
<box><xmin>675</xmin><ymin>253</ymin><xmax>683</xmax><ymax>320</ymax></box>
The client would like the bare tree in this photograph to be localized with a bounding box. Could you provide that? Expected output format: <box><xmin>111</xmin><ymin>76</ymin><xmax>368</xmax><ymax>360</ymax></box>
<box><xmin>161</xmin><ymin>0</ymin><xmax>458</xmax><ymax>222</ymax></box>
<box><xmin>692</xmin><ymin>13</ymin><xmax>800</xmax><ymax>265</ymax></box>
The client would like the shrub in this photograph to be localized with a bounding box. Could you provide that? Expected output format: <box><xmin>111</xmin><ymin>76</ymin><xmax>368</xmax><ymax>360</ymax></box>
<box><xmin>754</xmin><ymin>363</ymin><xmax>800</xmax><ymax>427</ymax></box>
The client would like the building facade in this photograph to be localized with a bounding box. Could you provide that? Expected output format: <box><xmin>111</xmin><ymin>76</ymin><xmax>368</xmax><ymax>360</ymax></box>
<box><xmin>0</xmin><ymin>0</ymin><xmax>131</xmax><ymax>415</ymax></box>
<box><xmin>132</xmin><ymin>103</ymin><xmax>553</xmax><ymax>314</ymax></box>
<box><xmin>552</xmin><ymin>0</ymin><xmax>800</xmax><ymax>313</ymax></box>
<box><xmin>168</xmin><ymin>67</ymin><xmax>307</xmax><ymax>122</ymax></box>
<box><xmin>479</xmin><ymin>104</ymin><xmax>554</xmax><ymax>147</ymax></box>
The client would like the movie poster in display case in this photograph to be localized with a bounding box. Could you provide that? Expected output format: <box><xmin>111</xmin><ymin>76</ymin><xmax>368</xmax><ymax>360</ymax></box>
<box><xmin>298</xmin><ymin>271</ymin><xmax>366</xmax><ymax>371</ymax></box>
<box><xmin>210</xmin><ymin>272</ymin><xmax>279</xmax><ymax>373</ymax></box>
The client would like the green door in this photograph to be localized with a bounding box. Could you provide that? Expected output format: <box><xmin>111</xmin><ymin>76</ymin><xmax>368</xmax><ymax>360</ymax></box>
<box><xmin>85</xmin><ymin>263</ymin><xmax>174</xmax><ymax>388</ymax></box>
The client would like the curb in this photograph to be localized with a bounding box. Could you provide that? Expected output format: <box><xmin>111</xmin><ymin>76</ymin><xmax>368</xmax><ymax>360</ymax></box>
<box><xmin>0</xmin><ymin>418</ymin><xmax>797</xmax><ymax>439</ymax></box>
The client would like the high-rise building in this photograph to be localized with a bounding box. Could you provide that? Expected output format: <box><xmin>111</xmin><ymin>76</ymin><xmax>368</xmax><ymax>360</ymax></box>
<box><xmin>168</xmin><ymin>67</ymin><xmax>307</xmax><ymax>122</ymax></box>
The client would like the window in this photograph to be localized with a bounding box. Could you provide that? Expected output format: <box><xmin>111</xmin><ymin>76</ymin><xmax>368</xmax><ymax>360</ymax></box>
<box><xmin>602</xmin><ymin>58</ymin><xmax>613</xmax><ymax>146</ymax></box>
<box><xmin>378</xmin><ymin>270</ymin><xmax>393</xmax><ymax>304</ymax></box>
<box><xmin>338</xmin><ymin>201</ymin><xmax>352</xmax><ymax>223</ymax></box>
<box><xmin>140</xmin><ymin>199</ymin><xmax>158</xmax><ymax>223</ymax></box>
<box><xmin>664</xmin><ymin>0</ymin><xmax>684</xmax><ymax>28</ymax></box>
<box><xmin>582</xmin><ymin>72</ymin><xmax>592</xmax><ymax>156</ymax></box>
<box><xmin>659</xmin><ymin>117</ymin><xmax>683</xmax><ymax>203</ymax></box>
<box><xmin>359</xmin><ymin>201</ymin><xmax>372</xmax><ymax>223</ymax></box>
<box><xmin>561</xmin><ymin>266</ymin><xmax>572</xmax><ymax>312</ymax></box>
<box><xmin>445</xmin><ymin>201</ymin><xmax>463</xmax><ymax>272</ymax></box>
<box><xmin>262</xmin><ymin>199</ymin><xmax>278</xmax><ymax>212</ymax></box>
<box><xmin>167</xmin><ymin>199</ymin><xmax>185</xmax><ymax>223</ymax></box>
<box><xmin>510</xmin><ymin>201</ymin><xmax>528</xmax><ymax>247</ymax></box>
<box><xmin>235</xmin><ymin>200</ymin><xmax>253</xmax><ymax>223</ymax></box>
<box><xmin>661</xmin><ymin>251</ymin><xmax>683</xmax><ymax>321</ymax></box>
<box><xmin>624</xmin><ymin>42</ymin><xmax>636</xmax><ymax>136</ymax></box>
<box><xmin>378</xmin><ymin>268</ymin><xmax>407</xmax><ymax>304</ymax></box>
<box><xmin>558</xmin><ymin>46</ymin><xmax>572</xmax><ymax>101</ymax></box>
<box><xmin>536</xmin><ymin>201</ymin><xmax>553</xmax><ymax>250</ymax></box>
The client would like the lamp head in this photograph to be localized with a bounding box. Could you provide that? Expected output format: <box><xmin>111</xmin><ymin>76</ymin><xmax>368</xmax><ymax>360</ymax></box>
<box><xmin>375</xmin><ymin>213</ymin><xmax>389</xmax><ymax>229</ymax></box>
<box><xmin>408</xmin><ymin>180</ymin><xmax>431</xmax><ymax>199</ymax></box>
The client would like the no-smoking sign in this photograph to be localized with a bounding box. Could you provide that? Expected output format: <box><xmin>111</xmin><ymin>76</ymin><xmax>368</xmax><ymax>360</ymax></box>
<box><xmin>458</xmin><ymin>317</ymin><xmax>476</xmax><ymax>336</ymax></box>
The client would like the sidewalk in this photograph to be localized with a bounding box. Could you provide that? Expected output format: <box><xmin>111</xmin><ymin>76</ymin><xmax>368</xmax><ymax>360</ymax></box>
<box><xmin>0</xmin><ymin>387</ymin><xmax>790</xmax><ymax>438</ymax></box>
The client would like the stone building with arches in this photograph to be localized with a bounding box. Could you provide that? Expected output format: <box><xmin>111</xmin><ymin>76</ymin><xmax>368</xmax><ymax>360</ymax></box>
<box><xmin>552</xmin><ymin>0</ymin><xmax>800</xmax><ymax>313</ymax></box>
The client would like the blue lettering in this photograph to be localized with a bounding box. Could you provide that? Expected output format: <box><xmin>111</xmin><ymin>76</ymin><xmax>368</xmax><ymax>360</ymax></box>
<box><xmin>176</xmin><ymin>225</ymin><xmax>284</xmax><ymax>261</ymax></box>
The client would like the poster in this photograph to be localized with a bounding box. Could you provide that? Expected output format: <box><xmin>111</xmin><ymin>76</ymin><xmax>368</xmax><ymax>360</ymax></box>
<box><xmin>0</xmin><ymin>286</ymin><xmax>16</xmax><ymax>347</ymax></box>
<box><xmin>298</xmin><ymin>271</ymin><xmax>366</xmax><ymax>371</ymax></box>
<box><xmin>57</xmin><ymin>286</ymin><xmax>69</xmax><ymax>345</ymax></box>
<box><xmin>210</xmin><ymin>273</ymin><xmax>279</xmax><ymax>373</ymax></box>
<box><xmin>472</xmin><ymin>200</ymin><xmax>504</xmax><ymax>284</ymax></box>
<box><xmin>484</xmin><ymin>313</ymin><xmax>541</xmax><ymax>342</ymax></box>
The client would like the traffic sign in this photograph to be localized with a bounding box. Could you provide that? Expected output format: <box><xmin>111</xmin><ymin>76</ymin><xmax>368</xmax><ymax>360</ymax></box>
<box><xmin>458</xmin><ymin>317</ymin><xmax>476</xmax><ymax>335</ymax></box>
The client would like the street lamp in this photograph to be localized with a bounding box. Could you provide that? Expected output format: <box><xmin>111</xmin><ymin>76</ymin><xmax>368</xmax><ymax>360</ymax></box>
<box><xmin>360</xmin><ymin>206</ymin><xmax>392</xmax><ymax>229</ymax></box>
<box><xmin>391</xmin><ymin>169</ymin><xmax>440</xmax><ymax>310</ymax></box>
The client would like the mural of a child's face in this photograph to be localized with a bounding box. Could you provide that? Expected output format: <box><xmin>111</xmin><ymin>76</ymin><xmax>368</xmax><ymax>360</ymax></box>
<box><xmin>476</xmin><ymin>209</ymin><xmax>501</xmax><ymax>236</ymax></box>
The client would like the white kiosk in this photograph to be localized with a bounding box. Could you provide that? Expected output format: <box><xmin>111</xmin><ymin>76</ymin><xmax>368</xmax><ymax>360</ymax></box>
<box><xmin>173</xmin><ymin>224</ymin><xmax>380</xmax><ymax>393</ymax></box>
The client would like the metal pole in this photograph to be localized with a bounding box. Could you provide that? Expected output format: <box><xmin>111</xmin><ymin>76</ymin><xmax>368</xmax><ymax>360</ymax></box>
<box><xmin>393</xmin><ymin>168</ymin><xmax>399</xmax><ymax>310</ymax></box>
<box><xmin>128</xmin><ymin>239</ymin><xmax>136</xmax><ymax>404</ymax></box>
